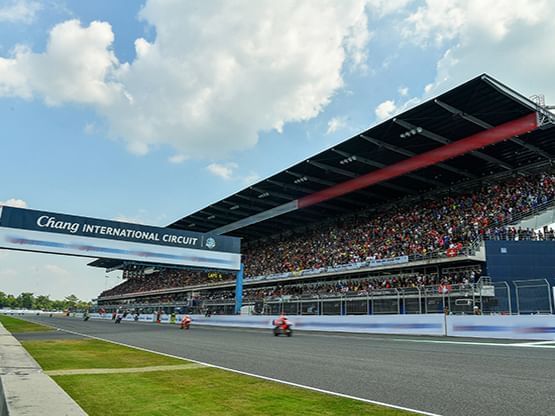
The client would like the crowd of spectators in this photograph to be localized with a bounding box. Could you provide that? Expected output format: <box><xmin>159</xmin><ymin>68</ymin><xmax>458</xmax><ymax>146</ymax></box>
<box><xmin>201</xmin><ymin>267</ymin><xmax>481</xmax><ymax>302</ymax></box>
<box><xmin>99</xmin><ymin>269</ymin><xmax>234</xmax><ymax>298</ymax></box>
<box><xmin>101</xmin><ymin>266</ymin><xmax>481</xmax><ymax>305</ymax></box>
<box><xmin>99</xmin><ymin>171</ymin><xmax>554</xmax><ymax>300</ymax></box>
<box><xmin>243</xmin><ymin>172</ymin><xmax>555</xmax><ymax>277</ymax></box>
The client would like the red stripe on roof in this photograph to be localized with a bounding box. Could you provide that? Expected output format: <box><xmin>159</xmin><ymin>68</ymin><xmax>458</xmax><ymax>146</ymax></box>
<box><xmin>298</xmin><ymin>113</ymin><xmax>538</xmax><ymax>209</ymax></box>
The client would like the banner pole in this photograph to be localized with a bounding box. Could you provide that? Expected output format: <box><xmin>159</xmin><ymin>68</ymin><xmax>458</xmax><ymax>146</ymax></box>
<box><xmin>234</xmin><ymin>263</ymin><xmax>244</xmax><ymax>314</ymax></box>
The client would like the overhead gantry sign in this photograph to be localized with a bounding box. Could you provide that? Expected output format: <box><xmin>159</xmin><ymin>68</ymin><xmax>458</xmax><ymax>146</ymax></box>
<box><xmin>0</xmin><ymin>206</ymin><xmax>241</xmax><ymax>271</ymax></box>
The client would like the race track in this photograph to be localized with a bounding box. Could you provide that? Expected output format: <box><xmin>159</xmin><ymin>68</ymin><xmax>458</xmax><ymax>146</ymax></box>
<box><xmin>21</xmin><ymin>315</ymin><xmax>555</xmax><ymax>416</ymax></box>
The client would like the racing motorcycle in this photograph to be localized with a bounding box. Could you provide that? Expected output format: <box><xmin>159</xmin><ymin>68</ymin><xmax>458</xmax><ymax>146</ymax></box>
<box><xmin>273</xmin><ymin>322</ymin><xmax>293</xmax><ymax>337</ymax></box>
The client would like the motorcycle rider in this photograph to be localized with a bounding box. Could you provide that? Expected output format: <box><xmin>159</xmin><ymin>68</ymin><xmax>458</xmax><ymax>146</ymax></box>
<box><xmin>273</xmin><ymin>314</ymin><xmax>290</xmax><ymax>331</ymax></box>
<box><xmin>180</xmin><ymin>314</ymin><xmax>192</xmax><ymax>330</ymax></box>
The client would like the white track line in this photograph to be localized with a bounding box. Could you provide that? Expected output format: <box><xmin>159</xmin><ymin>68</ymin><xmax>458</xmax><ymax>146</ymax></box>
<box><xmin>33</xmin><ymin>320</ymin><xmax>443</xmax><ymax>416</ymax></box>
<box><xmin>512</xmin><ymin>340</ymin><xmax>555</xmax><ymax>347</ymax></box>
<box><xmin>388</xmin><ymin>338</ymin><xmax>555</xmax><ymax>348</ymax></box>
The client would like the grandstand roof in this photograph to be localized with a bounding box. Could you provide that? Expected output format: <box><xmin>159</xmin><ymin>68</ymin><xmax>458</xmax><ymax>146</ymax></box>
<box><xmin>169</xmin><ymin>74</ymin><xmax>554</xmax><ymax>239</ymax></box>
<box><xmin>89</xmin><ymin>74</ymin><xmax>555</xmax><ymax>269</ymax></box>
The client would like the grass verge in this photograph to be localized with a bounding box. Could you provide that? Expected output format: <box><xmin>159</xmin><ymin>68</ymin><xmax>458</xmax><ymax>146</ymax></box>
<box><xmin>0</xmin><ymin>314</ymin><xmax>53</xmax><ymax>333</ymax></box>
<box><xmin>21</xmin><ymin>339</ymin><xmax>187</xmax><ymax>371</ymax></box>
<box><xmin>20</xmin><ymin>338</ymin><xmax>416</xmax><ymax>415</ymax></box>
<box><xmin>53</xmin><ymin>368</ymin><xmax>414</xmax><ymax>416</ymax></box>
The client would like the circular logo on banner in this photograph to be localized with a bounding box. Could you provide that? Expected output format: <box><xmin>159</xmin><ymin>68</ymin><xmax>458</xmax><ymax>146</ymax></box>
<box><xmin>205</xmin><ymin>237</ymin><xmax>216</xmax><ymax>249</ymax></box>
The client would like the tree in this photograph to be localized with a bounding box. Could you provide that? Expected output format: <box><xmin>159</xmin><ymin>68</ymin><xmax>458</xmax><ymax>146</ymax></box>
<box><xmin>5</xmin><ymin>294</ymin><xmax>16</xmax><ymax>308</ymax></box>
<box><xmin>17</xmin><ymin>292</ymin><xmax>34</xmax><ymax>309</ymax></box>
<box><xmin>34</xmin><ymin>295</ymin><xmax>52</xmax><ymax>311</ymax></box>
<box><xmin>64</xmin><ymin>294</ymin><xmax>79</xmax><ymax>309</ymax></box>
<box><xmin>51</xmin><ymin>300</ymin><xmax>66</xmax><ymax>311</ymax></box>
<box><xmin>0</xmin><ymin>290</ymin><xmax>90</xmax><ymax>311</ymax></box>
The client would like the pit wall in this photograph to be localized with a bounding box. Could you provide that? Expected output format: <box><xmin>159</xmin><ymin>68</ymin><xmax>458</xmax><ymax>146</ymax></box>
<box><xmin>83</xmin><ymin>313</ymin><xmax>555</xmax><ymax>341</ymax></box>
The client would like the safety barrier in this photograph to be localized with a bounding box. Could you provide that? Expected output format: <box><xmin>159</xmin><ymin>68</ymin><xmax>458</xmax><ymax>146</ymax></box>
<box><xmin>447</xmin><ymin>314</ymin><xmax>555</xmax><ymax>340</ymax></box>
<box><xmin>86</xmin><ymin>313</ymin><xmax>555</xmax><ymax>340</ymax></box>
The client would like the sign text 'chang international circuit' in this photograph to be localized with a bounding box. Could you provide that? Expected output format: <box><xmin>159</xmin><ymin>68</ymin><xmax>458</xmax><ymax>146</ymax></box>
<box><xmin>0</xmin><ymin>206</ymin><xmax>241</xmax><ymax>271</ymax></box>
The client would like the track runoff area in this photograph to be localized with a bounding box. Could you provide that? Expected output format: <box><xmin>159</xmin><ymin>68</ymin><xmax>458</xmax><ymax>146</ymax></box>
<box><xmin>22</xmin><ymin>315</ymin><xmax>555</xmax><ymax>416</ymax></box>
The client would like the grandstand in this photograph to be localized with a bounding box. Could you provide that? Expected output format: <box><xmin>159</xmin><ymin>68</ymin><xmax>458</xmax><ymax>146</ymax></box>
<box><xmin>93</xmin><ymin>74</ymin><xmax>555</xmax><ymax>316</ymax></box>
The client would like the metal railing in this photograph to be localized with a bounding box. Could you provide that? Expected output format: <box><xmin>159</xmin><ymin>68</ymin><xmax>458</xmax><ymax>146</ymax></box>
<box><xmin>513</xmin><ymin>279</ymin><xmax>553</xmax><ymax>314</ymax></box>
<box><xmin>199</xmin><ymin>281</ymin><xmax>517</xmax><ymax>316</ymax></box>
<box><xmin>97</xmin><ymin>277</ymin><xmax>554</xmax><ymax>316</ymax></box>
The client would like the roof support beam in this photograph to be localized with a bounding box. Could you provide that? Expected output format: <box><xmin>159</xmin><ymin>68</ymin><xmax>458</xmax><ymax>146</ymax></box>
<box><xmin>393</xmin><ymin>118</ymin><xmax>513</xmax><ymax>170</ymax></box>
<box><xmin>234</xmin><ymin>194</ymin><xmax>280</xmax><ymax>208</ymax></box>
<box><xmin>307</xmin><ymin>160</ymin><xmax>416</xmax><ymax>194</ymax></box>
<box><xmin>220</xmin><ymin>200</ymin><xmax>263</xmax><ymax>214</ymax></box>
<box><xmin>238</xmin><ymin>192</ymin><xmax>334</xmax><ymax>223</ymax></box>
<box><xmin>265</xmin><ymin>179</ymin><xmax>360</xmax><ymax>211</ymax></box>
<box><xmin>360</xmin><ymin>134</ymin><xmax>477</xmax><ymax>179</ymax></box>
<box><xmin>206</xmin><ymin>204</ymin><xmax>261</xmax><ymax>220</ymax></box>
<box><xmin>250</xmin><ymin>186</ymin><xmax>297</xmax><ymax>202</ymax></box>
<box><xmin>186</xmin><ymin>214</ymin><xmax>229</xmax><ymax>228</ymax></box>
<box><xmin>285</xmin><ymin>170</ymin><xmax>386</xmax><ymax>201</ymax></box>
<box><xmin>233</xmin><ymin>194</ymin><xmax>325</xmax><ymax>222</ymax></box>
<box><xmin>435</xmin><ymin>98</ymin><xmax>552</xmax><ymax>159</ymax></box>
<box><xmin>331</xmin><ymin>148</ymin><xmax>445</xmax><ymax>187</ymax></box>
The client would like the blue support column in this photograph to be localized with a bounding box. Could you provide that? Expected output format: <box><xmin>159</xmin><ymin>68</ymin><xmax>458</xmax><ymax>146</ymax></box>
<box><xmin>234</xmin><ymin>263</ymin><xmax>244</xmax><ymax>314</ymax></box>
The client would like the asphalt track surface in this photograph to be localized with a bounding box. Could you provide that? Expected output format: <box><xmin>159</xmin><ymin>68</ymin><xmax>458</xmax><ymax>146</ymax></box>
<box><xmin>21</xmin><ymin>315</ymin><xmax>555</xmax><ymax>416</ymax></box>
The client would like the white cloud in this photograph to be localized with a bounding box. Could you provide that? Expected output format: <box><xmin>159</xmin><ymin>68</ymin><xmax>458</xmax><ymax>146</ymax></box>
<box><xmin>168</xmin><ymin>154</ymin><xmax>188</xmax><ymax>164</ymax></box>
<box><xmin>398</xmin><ymin>86</ymin><xmax>409</xmax><ymax>96</ymax></box>
<box><xmin>375</xmin><ymin>99</ymin><xmax>396</xmax><ymax>120</ymax></box>
<box><xmin>206</xmin><ymin>162</ymin><xmax>238</xmax><ymax>181</ymax></box>
<box><xmin>0</xmin><ymin>198</ymin><xmax>27</xmax><ymax>208</ymax></box>
<box><xmin>401</xmin><ymin>0</ymin><xmax>555</xmax><ymax>104</ymax></box>
<box><xmin>326</xmin><ymin>116</ymin><xmax>347</xmax><ymax>134</ymax></box>
<box><xmin>0</xmin><ymin>20</ymin><xmax>123</xmax><ymax>106</ymax></box>
<box><xmin>0</xmin><ymin>1</ymin><xmax>373</xmax><ymax>158</ymax></box>
<box><xmin>206</xmin><ymin>163</ymin><xmax>260</xmax><ymax>184</ymax></box>
<box><xmin>366</xmin><ymin>0</ymin><xmax>414</xmax><ymax>18</ymax></box>
<box><xmin>0</xmin><ymin>0</ymin><xmax>41</xmax><ymax>24</ymax></box>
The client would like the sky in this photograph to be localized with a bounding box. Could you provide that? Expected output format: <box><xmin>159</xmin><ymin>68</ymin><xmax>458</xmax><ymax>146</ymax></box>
<box><xmin>1</xmin><ymin>0</ymin><xmax>555</xmax><ymax>301</ymax></box>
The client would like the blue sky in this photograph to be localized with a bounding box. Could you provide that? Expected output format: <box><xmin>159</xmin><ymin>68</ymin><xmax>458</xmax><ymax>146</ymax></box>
<box><xmin>1</xmin><ymin>0</ymin><xmax>554</xmax><ymax>300</ymax></box>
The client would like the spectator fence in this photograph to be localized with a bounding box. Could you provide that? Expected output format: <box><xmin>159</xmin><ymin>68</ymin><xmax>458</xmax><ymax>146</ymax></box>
<box><xmin>253</xmin><ymin>281</ymin><xmax>515</xmax><ymax>316</ymax></box>
<box><xmin>513</xmin><ymin>279</ymin><xmax>553</xmax><ymax>314</ymax></box>
<box><xmin>98</xmin><ymin>278</ymin><xmax>553</xmax><ymax>316</ymax></box>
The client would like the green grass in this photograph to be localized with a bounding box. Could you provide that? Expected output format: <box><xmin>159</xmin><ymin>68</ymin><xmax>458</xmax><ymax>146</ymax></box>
<box><xmin>21</xmin><ymin>339</ymin><xmax>187</xmax><ymax>371</ymax></box>
<box><xmin>54</xmin><ymin>369</ymin><xmax>413</xmax><ymax>416</ymax></box>
<box><xmin>0</xmin><ymin>314</ymin><xmax>53</xmax><ymax>333</ymax></box>
<box><xmin>22</xmin><ymin>338</ymin><xmax>416</xmax><ymax>416</ymax></box>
